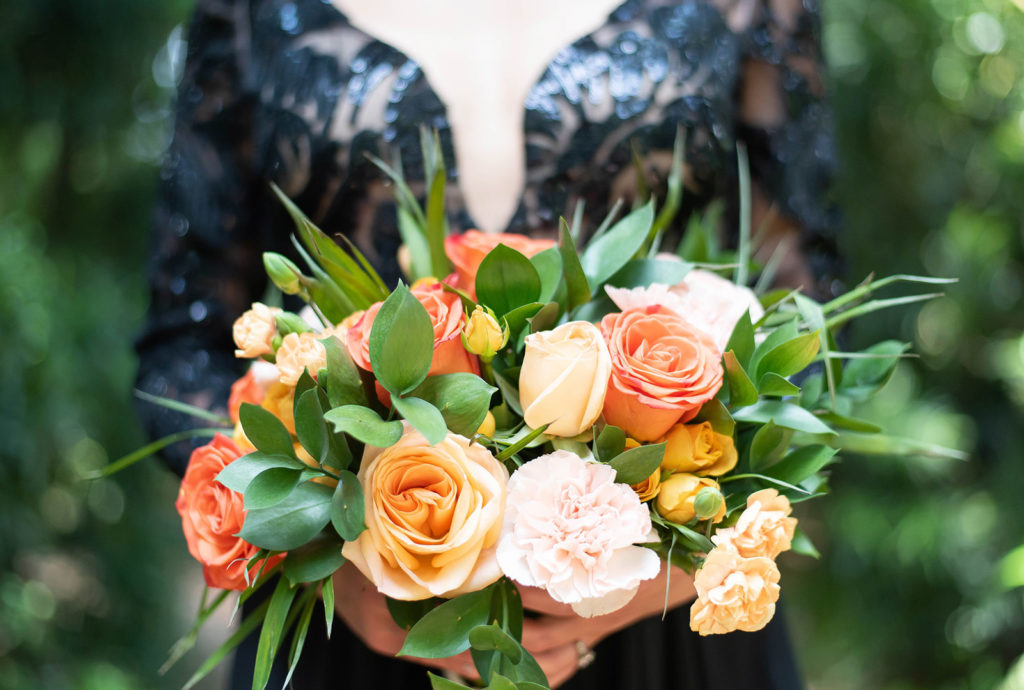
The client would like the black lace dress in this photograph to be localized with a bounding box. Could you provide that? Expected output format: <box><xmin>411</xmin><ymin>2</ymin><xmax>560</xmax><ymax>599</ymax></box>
<box><xmin>138</xmin><ymin>0</ymin><xmax>837</xmax><ymax>686</ymax></box>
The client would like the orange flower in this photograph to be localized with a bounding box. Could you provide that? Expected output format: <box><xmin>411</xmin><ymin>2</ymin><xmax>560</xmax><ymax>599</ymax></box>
<box><xmin>275</xmin><ymin>332</ymin><xmax>328</xmax><ymax>386</ymax></box>
<box><xmin>175</xmin><ymin>435</ymin><xmax>283</xmax><ymax>590</ymax></box>
<box><xmin>232</xmin><ymin>303</ymin><xmax>280</xmax><ymax>358</ymax></box>
<box><xmin>445</xmin><ymin>230</ymin><xmax>555</xmax><ymax>298</ymax></box>
<box><xmin>227</xmin><ymin>371</ymin><xmax>266</xmax><ymax>425</ymax></box>
<box><xmin>600</xmin><ymin>306</ymin><xmax>723</xmax><ymax>441</ymax></box>
<box><xmin>711</xmin><ymin>489</ymin><xmax>797</xmax><ymax>560</ymax></box>
<box><xmin>661</xmin><ymin>422</ymin><xmax>738</xmax><ymax>476</ymax></box>
<box><xmin>346</xmin><ymin>281</ymin><xmax>480</xmax><ymax>381</ymax></box>
<box><xmin>656</xmin><ymin>473</ymin><xmax>726</xmax><ymax>524</ymax></box>
<box><xmin>261</xmin><ymin>382</ymin><xmax>297</xmax><ymax>435</ymax></box>
<box><xmin>689</xmin><ymin>548</ymin><xmax>781</xmax><ymax>635</ymax></box>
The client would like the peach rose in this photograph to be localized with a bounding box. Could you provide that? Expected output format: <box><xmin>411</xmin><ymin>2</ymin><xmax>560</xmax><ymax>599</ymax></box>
<box><xmin>711</xmin><ymin>489</ymin><xmax>797</xmax><ymax>560</ymax></box>
<box><xmin>275</xmin><ymin>332</ymin><xmax>329</xmax><ymax>386</ymax></box>
<box><xmin>496</xmin><ymin>450</ymin><xmax>661</xmax><ymax>617</ymax></box>
<box><xmin>445</xmin><ymin>230</ymin><xmax>556</xmax><ymax>298</ymax></box>
<box><xmin>346</xmin><ymin>282</ymin><xmax>479</xmax><ymax>385</ymax></box>
<box><xmin>176</xmin><ymin>435</ymin><xmax>283</xmax><ymax>590</ymax></box>
<box><xmin>260</xmin><ymin>382</ymin><xmax>297</xmax><ymax>435</ymax></box>
<box><xmin>656</xmin><ymin>473</ymin><xmax>726</xmax><ymax>524</ymax></box>
<box><xmin>605</xmin><ymin>270</ymin><xmax>765</xmax><ymax>352</ymax></box>
<box><xmin>661</xmin><ymin>422</ymin><xmax>738</xmax><ymax>476</ymax></box>
<box><xmin>228</xmin><ymin>371</ymin><xmax>265</xmax><ymax>425</ymax></box>
<box><xmin>600</xmin><ymin>306</ymin><xmax>724</xmax><ymax>441</ymax></box>
<box><xmin>341</xmin><ymin>426</ymin><xmax>508</xmax><ymax>600</ymax></box>
<box><xmin>233</xmin><ymin>303</ymin><xmax>281</xmax><ymax>358</ymax></box>
<box><xmin>519</xmin><ymin>321</ymin><xmax>611</xmax><ymax>437</ymax></box>
<box><xmin>689</xmin><ymin>548</ymin><xmax>781</xmax><ymax>635</ymax></box>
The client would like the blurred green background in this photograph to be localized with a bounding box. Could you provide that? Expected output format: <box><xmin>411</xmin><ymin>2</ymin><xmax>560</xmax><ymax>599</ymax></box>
<box><xmin>1</xmin><ymin>0</ymin><xmax>1022</xmax><ymax>688</ymax></box>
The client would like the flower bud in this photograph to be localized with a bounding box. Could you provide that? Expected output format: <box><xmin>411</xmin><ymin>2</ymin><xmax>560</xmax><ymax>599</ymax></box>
<box><xmin>476</xmin><ymin>410</ymin><xmax>496</xmax><ymax>437</ymax></box>
<box><xmin>275</xmin><ymin>312</ymin><xmax>313</xmax><ymax>337</ymax></box>
<box><xmin>412</xmin><ymin>276</ymin><xmax>440</xmax><ymax>290</ymax></box>
<box><xmin>263</xmin><ymin>253</ymin><xmax>303</xmax><ymax>295</ymax></box>
<box><xmin>462</xmin><ymin>306</ymin><xmax>508</xmax><ymax>359</ymax></box>
<box><xmin>656</xmin><ymin>474</ymin><xmax>726</xmax><ymax>524</ymax></box>
<box><xmin>694</xmin><ymin>486</ymin><xmax>724</xmax><ymax>520</ymax></box>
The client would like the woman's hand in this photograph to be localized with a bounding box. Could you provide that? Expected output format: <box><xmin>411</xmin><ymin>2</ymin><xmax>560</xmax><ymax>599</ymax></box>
<box><xmin>517</xmin><ymin>565</ymin><xmax>697</xmax><ymax>688</ymax></box>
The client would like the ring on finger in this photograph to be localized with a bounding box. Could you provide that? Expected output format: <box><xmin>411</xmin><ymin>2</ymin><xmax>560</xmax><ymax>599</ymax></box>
<box><xmin>574</xmin><ymin>640</ymin><xmax>596</xmax><ymax>670</ymax></box>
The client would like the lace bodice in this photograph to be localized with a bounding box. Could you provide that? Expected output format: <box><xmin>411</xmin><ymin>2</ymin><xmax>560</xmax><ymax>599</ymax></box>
<box><xmin>137</xmin><ymin>0</ymin><xmax>838</xmax><ymax>473</ymax></box>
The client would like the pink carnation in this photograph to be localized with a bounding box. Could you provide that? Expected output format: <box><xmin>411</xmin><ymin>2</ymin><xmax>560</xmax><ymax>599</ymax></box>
<box><xmin>496</xmin><ymin>450</ymin><xmax>661</xmax><ymax>617</ymax></box>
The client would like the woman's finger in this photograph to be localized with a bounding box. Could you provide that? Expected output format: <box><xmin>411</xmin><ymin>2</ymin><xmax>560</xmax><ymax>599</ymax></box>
<box><xmin>531</xmin><ymin>641</ymin><xmax>581</xmax><ymax>689</ymax></box>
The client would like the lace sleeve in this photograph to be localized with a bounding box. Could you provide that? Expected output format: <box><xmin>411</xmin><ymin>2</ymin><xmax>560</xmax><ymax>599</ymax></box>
<box><xmin>734</xmin><ymin>0</ymin><xmax>840</xmax><ymax>290</ymax></box>
<box><xmin>136</xmin><ymin>0</ymin><xmax>272</xmax><ymax>476</ymax></box>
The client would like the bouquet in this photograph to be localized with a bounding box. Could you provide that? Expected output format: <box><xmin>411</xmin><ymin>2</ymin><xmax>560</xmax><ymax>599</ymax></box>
<box><xmin>104</xmin><ymin>135</ymin><xmax>956</xmax><ymax>689</ymax></box>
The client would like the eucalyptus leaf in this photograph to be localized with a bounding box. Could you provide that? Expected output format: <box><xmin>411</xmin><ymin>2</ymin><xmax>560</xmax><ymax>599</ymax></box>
<box><xmin>610</xmin><ymin>442</ymin><xmax>666</xmax><ymax>485</ymax></box>
<box><xmin>324</xmin><ymin>405</ymin><xmax>403</xmax><ymax>448</ymax></box>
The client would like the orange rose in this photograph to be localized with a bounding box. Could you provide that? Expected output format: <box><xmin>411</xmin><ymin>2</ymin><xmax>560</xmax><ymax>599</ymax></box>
<box><xmin>711</xmin><ymin>489</ymin><xmax>797</xmax><ymax>559</ymax></box>
<box><xmin>227</xmin><ymin>371</ymin><xmax>265</xmax><ymax>425</ymax></box>
<box><xmin>661</xmin><ymin>422</ymin><xmax>738</xmax><ymax>476</ymax></box>
<box><xmin>445</xmin><ymin>230</ymin><xmax>555</xmax><ymax>298</ymax></box>
<box><xmin>175</xmin><ymin>435</ymin><xmax>283</xmax><ymax>590</ymax></box>
<box><xmin>342</xmin><ymin>425</ymin><xmax>508</xmax><ymax>600</ymax></box>
<box><xmin>689</xmin><ymin>548</ymin><xmax>781</xmax><ymax>635</ymax></box>
<box><xmin>346</xmin><ymin>281</ymin><xmax>480</xmax><ymax>383</ymax></box>
<box><xmin>600</xmin><ymin>306</ymin><xmax>724</xmax><ymax>441</ymax></box>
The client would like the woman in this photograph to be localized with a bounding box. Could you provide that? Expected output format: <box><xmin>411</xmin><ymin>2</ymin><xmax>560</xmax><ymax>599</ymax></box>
<box><xmin>137</xmin><ymin>0</ymin><xmax>837</xmax><ymax>686</ymax></box>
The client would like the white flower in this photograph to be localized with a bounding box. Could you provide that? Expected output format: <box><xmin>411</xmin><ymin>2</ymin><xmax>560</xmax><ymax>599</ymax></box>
<box><xmin>496</xmin><ymin>450</ymin><xmax>661</xmax><ymax>617</ymax></box>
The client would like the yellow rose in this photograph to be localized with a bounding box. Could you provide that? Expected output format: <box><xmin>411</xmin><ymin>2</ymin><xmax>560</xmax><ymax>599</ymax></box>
<box><xmin>661</xmin><ymin>422</ymin><xmax>738</xmax><ymax>476</ymax></box>
<box><xmin>233</xmin><ymin>302</ymin><xmax>281</xmax><ymax>358</ymax></box>
<box><xmin>656</xmin><ymin>474</ymin><xmax>725</xmax><ymax>524</ymax></box>
<box><xmin>275</xmin><ymin>332</ymin><xmax>328</xmax><ymax>386</ymax></box>
<box><xmin>462</xmin><ymin>306</ymin><xmax>507</xmax><ymax>358</ymax></box>
<box><xmin>689</xmin><ymin>548</ymin><xmax>781</xmax><ymax>635</ymax></box>
<box><xmin>711</xmin><ymin>489</ymin><xmax>797</xmax><ymax>559</ymax></box>
<box><xmin>630</xmin><ymin>469</ymin><xmax>661</xmax><ymax>503</ymax></box>
<box><xmin>341</xmin><ymin>426</ymin><xmax>508</xmax><ymax>600</ymax></box>
<box><xmin>476</xmin><ymin>410</ymin><xmax>496</xmax><ymax>437</ymax></box>
<box><xmin>519</xmin><ymin>321</ymin><xmax>612</xmax><ymax>437</ymax></box>
<box><xmin>232</xmin><ymin>423</ymin><xmax>256</xmax><ymax>454</ymax></box>
<box><xmin>259</xmin><ymin>382</ymin><xmax>297</xmax><ymax>435</ymax></box>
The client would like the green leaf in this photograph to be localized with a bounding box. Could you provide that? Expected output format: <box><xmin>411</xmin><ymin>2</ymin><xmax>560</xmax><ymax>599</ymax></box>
<box><xmin>758</xmin><ymin>373</ymin><xmax>800</xmax><ymax>398</ymax></box>
<box><xmin>133</xmin><ymin>389</ymin><xmax>232</xmax><ymax>426</ymax></box>
<box><xmin>733</xmin><ymin>401</ymin><xmax>837</xmax><ymax>435</ymax></box>
<box><xmin>252</xmin><ymin>576</ymin><xmax>298</xmax><ymax>690</ymax></box>
<box><xmin>826</xmin><ymin>293</ymin><xmax>944</xmax><ymax>329</ymax></box>
<box><xmin>610</xmin><ymin>442</ymin><xmax>666</xmax><ymax>484</ymax></box>
<box><xmin>238</xmin><ymin>482</ymin><xmax>334</xmax><ymax>551</ymax></box>
<box><xmin>217</xmin><ymin>452</ymin><xmax>305</xmax><ymax>493</ymax></box>
<box><xmin>370</xmin><ymin>284</ymin><xmax>435</xmax><ymax>395</ymax></box>
<box><xmin>321</xmin><ymin>575</ymin><xmax>335</xmax><ymax>638</ymax></box>
<box><xmin>493</xmin><ymin>370</ymin><xmax>524</xmax><ymax>417</ymax></box>
<box><xmin>330</xmin><ymin>469</ymin><xmax>366</xmax><ymax>541</ymax></box>
<box><xmin>281</xmin><ymin>587</ymin><xmax>318</xmax><ymax>688</ymax></box>
<box><xmin>840</xmin><ymin>340</ymin><xmax>910</xmax><ymax>396</ymax></box>
<box><xmin>815</xmin><ymin>412</ymin><xmax>882</xmax><ymax>433</ymax></box>
<box><xmin>558</xmin><ymin>218</ymin><xmax>591</xmax><ymax>313</ymax></box>
<box><xmin>84</xmin><ymin>427</ymin><xmax>222</xmax><ymax>479</ymax></box>
<box><xmin>488</xmin><ymin>676</ymin><xmax>518</xmax><ymax>690</ymax></box>
<box><xmin>423</xmin><ymin>131</ymin><xmax>451</xmax><ymax>280</ymax></box>
<box><xmin>283</xmin><ymin>535</ymin><xmax>346</xmax><ymax>584</ymax></box>
<box><xmin>790</xmin><ymin>528</ymin><xmax>820</xmax><ymax>559</ymax></box>
<box><xmin>323</xmin><ymin>335</ymin><xmax>368</xmax><ymax>408</ymax></box>
<box><xmin>392</xmin><ymin>396</ymin><xmax>447</xmax><ymax>445</ymax></box>
<box><xmin>503</xmin><ymin>302</ymin><xmax>545</xmax><ymax>340</ymax></box>
<box><xmin>579</xmin><ymin>199</ymin><xmax>655</xmax><ymax>289</ymax></box>
<box><xmin>530</xmin><ymin>247</ymin><xmax>563</xmax><ymax>303</ymax></box>
<box><xmin>723</xmin><ymin>351</ymin><xmax>758</xmax><ymax>408</ymax></box>
<box><xmin>428</xmin><ymin>673</ymin><xmax>472</xmax><ymax>690</ymax></box>
<box><xmin>595</xmin><ymin>424</ymin><xmax>626</xmax><ymax>463</ymax></box>
<box><xmin>766</xmin><ymin>445</ymin><xmax>838</xmax><ymax>485</ymax></box>
<box><xmin>294</xmin><ymin>389</ymin><xmax>328</xmax><ymax>465</ymax></box>
<box><xmin>496</xmin><ymin>423</ymin><xmax>550</xmax><ymax>461</ymax></box>
<box><xmin>469</xmin><ymin>624</ymin><xmax>522</xmax><ymax>664</ymax></box>
<box><xmin>239</xmin><ymin>403</ymin><xmax>296</xmax><ymax>457</ymax></box>
<box><xmin>693</xmin><ymin>398</ymin><xmax>736</xmax><ymax>436</ymax></box>
<box><xmin>244</xmin><ymin>467</ymin><xmax>303</xmax><ymax>510</ymax></box>
<box><xmin>399</xmin><ymin>586</ymin><xmax>495</xmax><ymax>658</ymax></box>
<box><xmin>159</xmin><ymin>589</ymin><xmax>231</xmax><ymax>674</ymax></box>
<box><xmin>324</xmin><ymin>405</ymin><xmax>403</xmax><ymax>448</ymax></box>
<box><xmin>475</xmin><ymin>244</ymin><xmax>542</xmax><ymax>317</ymax></box>
<box><xmin>182</xmin><ymin>598</ymin><xmax>271</xmax><ymax>690</ymax></box>
<box><xmin>528</xmin><ymin>302</ymin><xmax>560</xmax><ymax>334</ymax></box>
<box><xmin>604</xmin><ymin>258</ymin><xmax>693</xmax><ymax>289</ymax></box>
<box><xmin>410</xmin><ymin>373</ymin><xmax>497</xmax><ymax>437</ymax></box>
<box><xmin>748</xmin><ymin>421</ymin><xmax>793</xmax><ymax>472</ymax></box>
<box><xmin>748</xmin><ymin>321</ymin><xmax>798</xmax><ymax>376</ymax></box>
<box><xmin>755</xmin><ymin>330</ymin><xmax>821</xmax><ymax>381</ymax></box>
<box><xmin>396</xmin><ymin>205</ymin><xmax>432</xmax><ymax>281</ymax></box>
<box><xmin>725</xmin><ymin>311</ymin><xmax>755</xmax><ymax>368</ymax></box>
<box><xmin>386</xmin><ymin>597</ymin><xmax>439</xmax><ymax>631</ymax></box>
<box><xmin>734</xmin><ymin>142</ymin><xmax>752</xmax><ymax>286</ymax></box>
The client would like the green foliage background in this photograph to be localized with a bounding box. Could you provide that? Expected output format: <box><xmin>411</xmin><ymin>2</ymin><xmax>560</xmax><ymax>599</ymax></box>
<box><xmin>1</xmin><ymin>0</ymin><xmax>1022</xmax><ymax>688</ymax></box>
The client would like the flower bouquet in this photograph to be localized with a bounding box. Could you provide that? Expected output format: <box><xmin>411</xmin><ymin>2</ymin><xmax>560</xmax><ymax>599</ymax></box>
<box><xmin>105</xmin><ymin>137</ymin><xmax>956</xmax><ymax>690</ymax></box>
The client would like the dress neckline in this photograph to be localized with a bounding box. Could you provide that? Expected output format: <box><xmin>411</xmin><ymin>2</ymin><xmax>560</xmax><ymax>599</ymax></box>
<box><xmin>321</xmin><ymin>0</ymin><xmax>640</xmax><ymax>233</ymax></box>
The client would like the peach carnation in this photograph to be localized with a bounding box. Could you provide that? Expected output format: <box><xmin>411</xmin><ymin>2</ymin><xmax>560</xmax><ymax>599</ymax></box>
<box><xmin>711</xmin><ymin>489</ymin><xmax>797</xmax><ymax>560</ymax></box>
<box><xmin>275</xmin><ymin>332</ymin><xmax>329</xmax><ymax>386</ymax></box>
<box><xmin>496</xmin><ymin>450</ymin><xmax>661</xmax><ymax>618</ymax></box>
<box><xmin>689</xmin><ymin>547</ymin><xmax>781</xmax><ymax>635</ymax></box>
<box><xmin>233</xmin><ymin>303</ymin><xmax>281</xmax><ymax>358</ymax></box>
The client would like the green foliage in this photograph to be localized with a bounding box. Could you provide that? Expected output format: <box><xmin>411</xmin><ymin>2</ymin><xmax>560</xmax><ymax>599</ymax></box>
<box><xmin>369</xmin><ymin>284</ymin><xmax>435</xmax><ymax>395</ymax></box>
<box><xmin>609</xmin><ymin>442</ymin><xmax>666</xmax><ymax>485</ymax></box>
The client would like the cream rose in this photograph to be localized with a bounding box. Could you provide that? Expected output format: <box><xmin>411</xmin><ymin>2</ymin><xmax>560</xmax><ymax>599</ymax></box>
<box><xmin>519</xmin><ymin>321</ymin><xmax>611</xmax><ymax>437</ymax></box>
<box><xmin>341</xmin><ymin>426</ymin><xmax>508</xmax><ymax>600</ymax></box>
<box><xmin>689</xmin><ymin>547</ymin><xmax>781</xmax><ymax>635</ymax></box>
<box><xmin>233</xmin><ymin>302</ymin><xmax>281</xmax><ymax>358</ymax></box>
<box><xmin>711</xmin><ymin>489</ymin><xmax>797</xmax><ymax>559</ymax></box>
<box><xmin>275</xmin><ymin>332</ymin><xmax>329</xmax><ymax>386</ymax></box>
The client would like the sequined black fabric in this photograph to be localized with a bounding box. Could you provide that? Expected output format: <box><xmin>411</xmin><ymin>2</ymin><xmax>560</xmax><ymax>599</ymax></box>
<box><xmin>137</xmin><ymin>0</ymin><xmax>831</xmax><ymax>686</ymax></box>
